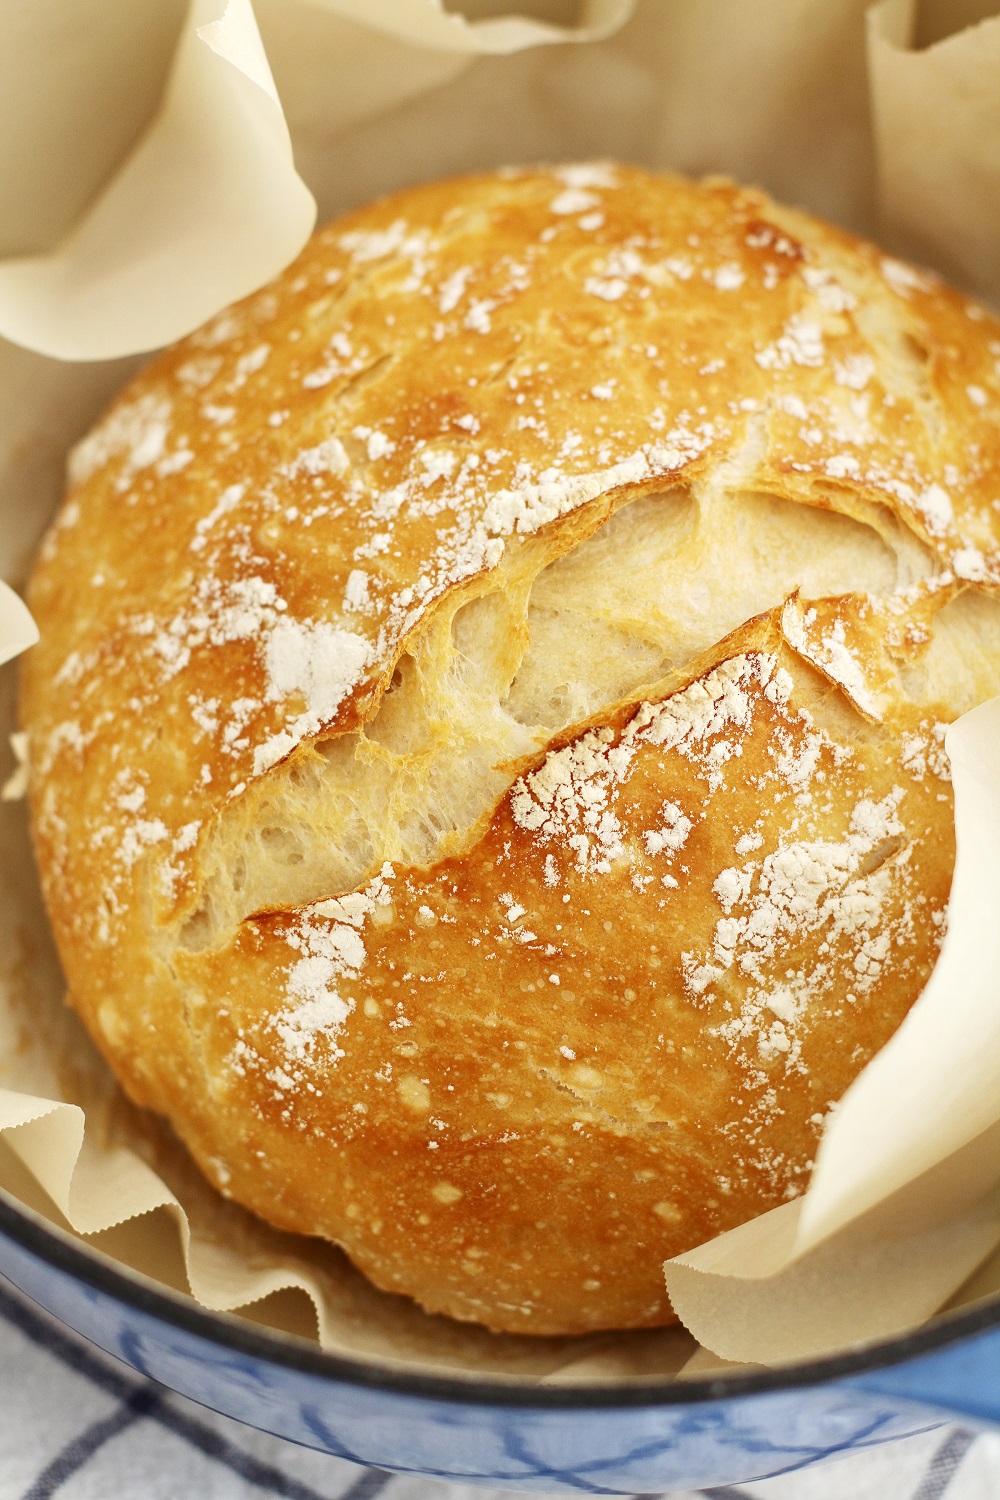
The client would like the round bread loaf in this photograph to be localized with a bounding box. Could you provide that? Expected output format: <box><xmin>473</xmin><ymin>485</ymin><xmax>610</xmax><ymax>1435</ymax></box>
<box><xmin>21</xmin><ymin>165</ymin><xmax>1000</xmax><ymax>1335</ymax></box>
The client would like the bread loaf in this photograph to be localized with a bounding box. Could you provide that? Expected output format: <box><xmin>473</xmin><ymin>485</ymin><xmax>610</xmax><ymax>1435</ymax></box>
<box><xmin>21</xmin><ymin>165</ymin><xmax>1000</xmax><ymax>1334</ymax></box>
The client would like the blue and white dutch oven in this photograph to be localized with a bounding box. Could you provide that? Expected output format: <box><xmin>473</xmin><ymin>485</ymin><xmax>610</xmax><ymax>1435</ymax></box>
<box><xmin>2</xmin><ymin>1190</ymin><xmax>1000</xmax><ymax>1493</ymax></box>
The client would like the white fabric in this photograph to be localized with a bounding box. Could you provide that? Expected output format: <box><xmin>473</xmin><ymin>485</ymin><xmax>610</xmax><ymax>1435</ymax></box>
<box><xmin>0</xmin><ymin>1279</ymin><xmax>998</xmax><ymax>1500</ymax></box>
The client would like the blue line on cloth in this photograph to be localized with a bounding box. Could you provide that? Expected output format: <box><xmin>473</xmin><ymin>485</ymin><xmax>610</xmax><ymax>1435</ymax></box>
<box><xmin>909</xmin><ymin>1428</ymin><xmax>977</xmax><ymax>1500</ymax></box>
<box><xmin>0</xmin><ymin>1277</ymin><xmax>391</xmax><ymax>1500</ymax></box>
<box><xmin>21</xmin><ymin>1390</ymin><xmax>157</xmax><ymax>1500</ymax></box>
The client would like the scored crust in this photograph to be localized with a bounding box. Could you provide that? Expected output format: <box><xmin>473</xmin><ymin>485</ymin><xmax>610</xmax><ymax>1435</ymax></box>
<box><xmin>21</xmin><ymin>164</ymin><xmax>1000</xmax><ymax>1334</ymax></box>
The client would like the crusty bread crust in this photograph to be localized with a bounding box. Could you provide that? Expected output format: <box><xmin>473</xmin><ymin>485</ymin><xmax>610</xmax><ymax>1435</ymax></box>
<box><xmin>21</xmin><ymin>165</ymin><xmax>1000</xmax><ymax>1333</ymax></box>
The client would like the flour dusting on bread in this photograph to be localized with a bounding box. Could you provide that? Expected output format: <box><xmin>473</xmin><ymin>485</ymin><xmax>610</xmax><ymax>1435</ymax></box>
<box><xmin>22</xmin><ymin>166</ymin><xmax>1000</xmax><ymax>1335</ymax></box>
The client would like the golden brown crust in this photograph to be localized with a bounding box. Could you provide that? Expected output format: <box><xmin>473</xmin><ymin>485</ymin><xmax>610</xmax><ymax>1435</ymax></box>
<box><xmin>174</xmin><ymin>622</ymin><xmax>955</xmax><ymax>1331</ymax></box>
<box><xmin>20</xmin><ymin>164</ymin><xmax>1000</xmax><ymax>1333</ymax></box>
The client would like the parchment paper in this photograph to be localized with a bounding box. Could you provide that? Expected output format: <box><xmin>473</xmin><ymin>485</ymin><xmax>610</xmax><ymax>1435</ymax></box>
<box><xmin>868</xmin><ymin>0</ymin><xmax>1000</xmax><ymax>299</ymax></box>
<box><xmin>2</xmin><ymin>0</ymin><xmax>1000</xmax><ymax>1376</ymax></box>
<box><xmin>0</xmin><ymin>0</ymin><xmax>315</xmax><ymax>360</ymax></box>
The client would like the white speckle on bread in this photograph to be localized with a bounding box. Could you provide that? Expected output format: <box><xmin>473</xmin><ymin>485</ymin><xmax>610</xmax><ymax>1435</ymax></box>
<box><xmin>22</xmin><ymin>165</ymin><xmax>1000</xmax><ymax>1337</ymax></box>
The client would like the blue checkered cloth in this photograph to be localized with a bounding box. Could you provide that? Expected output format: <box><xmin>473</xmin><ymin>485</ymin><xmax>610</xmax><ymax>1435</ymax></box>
<box><xmin>0</xmin><ymin>1279</ymin><xmax>996</xmax><ymax>1500</ymax></box>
